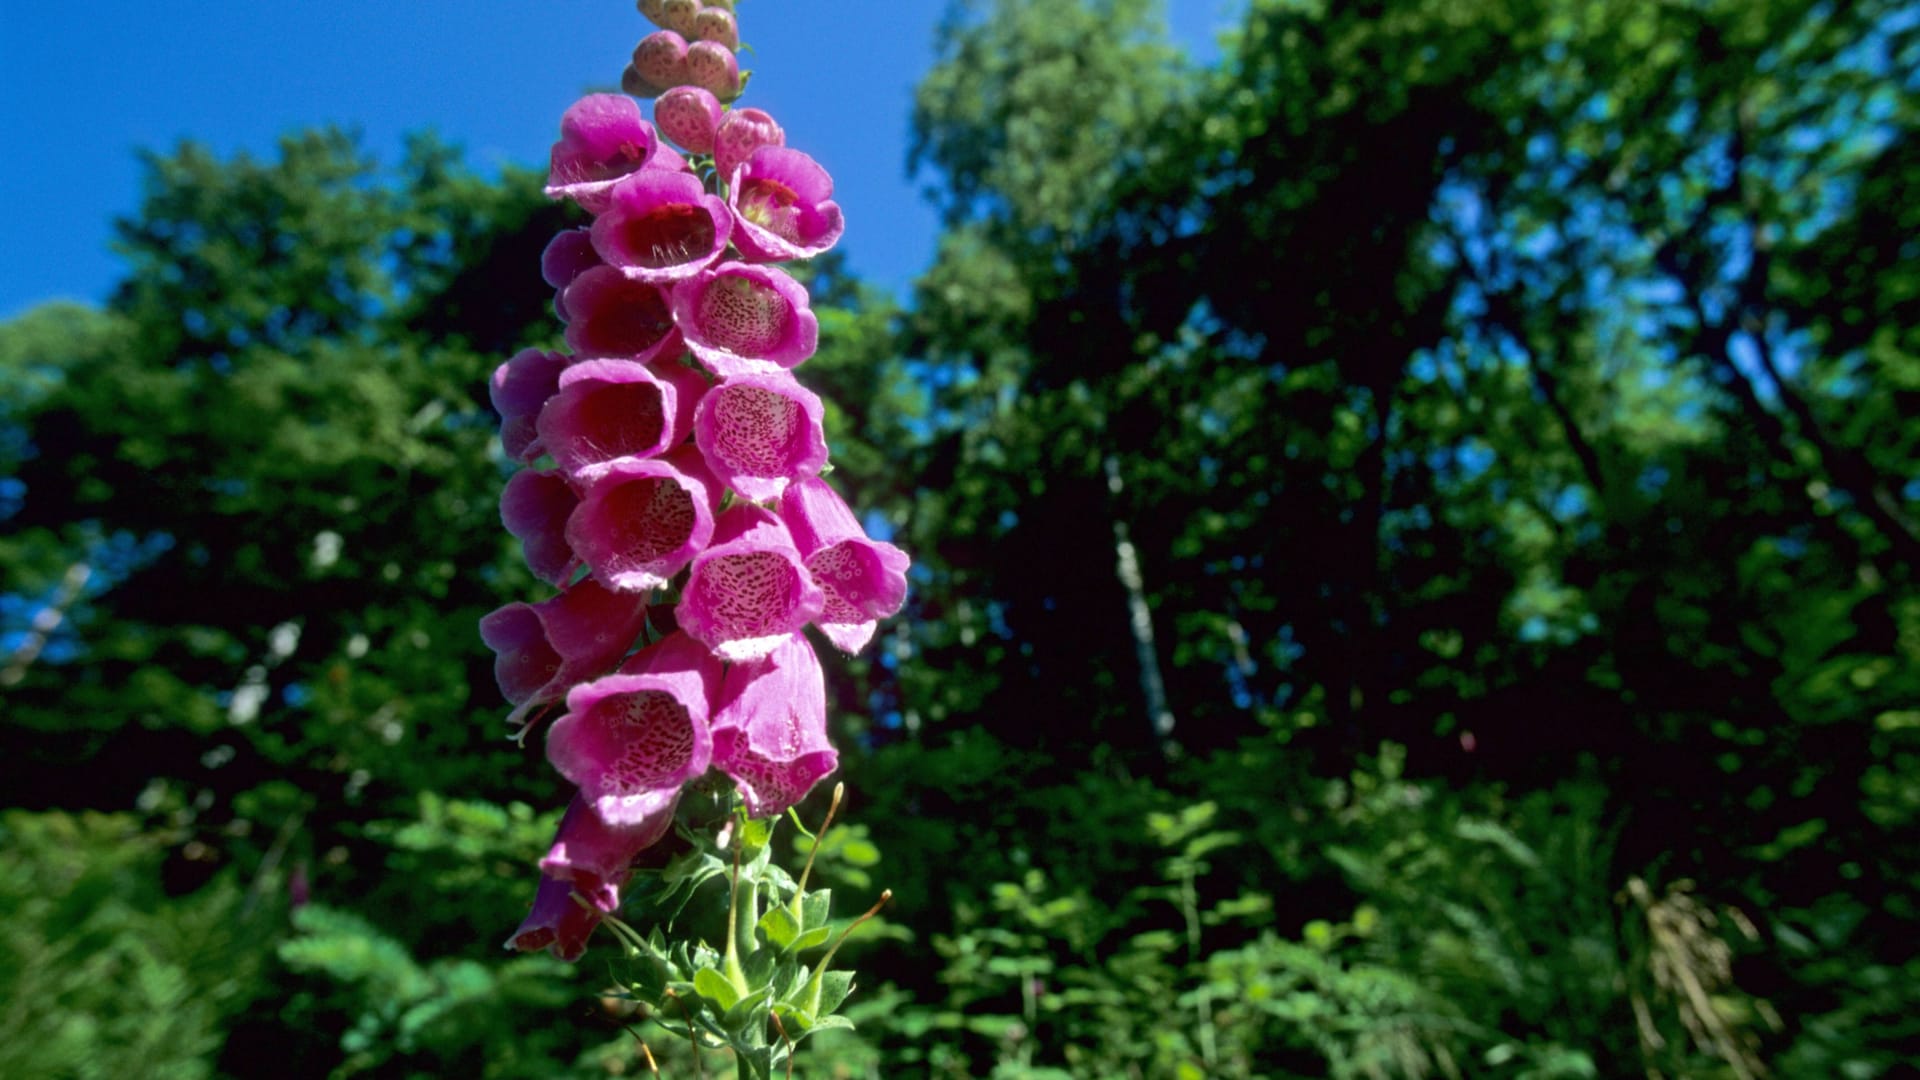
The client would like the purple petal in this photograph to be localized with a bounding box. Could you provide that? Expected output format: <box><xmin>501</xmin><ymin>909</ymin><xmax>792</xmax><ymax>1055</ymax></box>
<box><xmin>670</xmin><ymin>262</ymin><xmax>819</xmax><ymax>377</ymax></box>
<box><xmin>547</xmin><ymin>633</ymin><xmax>722</xmax><ymax>827</ymax></box>
<box><xmin>560</xmin><ymin>266</ymin><xmax>682</xmax><ymax>361</ymax></box>
<box><xmin>778</xmin><ymin>478</ymin><xmax>910</xmax><ymax>654</ymax></box>
<box><xmin>590</xmin><ymin>170</ymin><xmax>733</xmax><ymax>284</ymax></box>
<box><xmin>536</xmin><ymin>359</ymin><xmax>683</xmax><ymax>481</ymax></box>
<box><xmin>545</xmin><ymin>94</ymin><xmax>659</xmax><ymax>214</ymax></box>
<box><xmin>678</xmin><ymin>505</ymin><xmax>825</xmax><ymax>662</ymax></box>
<box><xmin>541</xmin><ymin>228</ymin><xmax>602</xmax><ymax>290</ymax></box>
<box><xmin>501</xmin><ymin>469</ymin><xmax>580</xmax><ymax>586</ymax></box>
<box><xmin>693</xmin><ymin>372</ymin><xmax>829</xmax><ymax>502</ymax></box>
<box><xmin>567</xmin><ymin>445</ymin><xmax>721</xmax><ymax>593</ymax></box>
<box><xmin>711</xmin><ymin>633</ymin><xmax>837</xmax><ymax>817</ymax></box>
<box><xmin>728</xmin><ymin>147</ymin><xmax>845</xmax><ymax>263</ymax></box>
<box><xmin>539</xmin><ymin>792</ymin><xmax>677</xmax><ymax>912</ymax></box>
<box><xmin>479</xmin><ymin>580</ymin><xmax>648</xmax><ymax>708</ymax></box>
<box><xmin>490</xmin><ymin>348</ymin><xmax>568</xmax><ymax>462</ymax></box>
<box><xmin>507</xmin><ymin>874</ymin><xmax>605</xmax><ymax>961</ymax></box>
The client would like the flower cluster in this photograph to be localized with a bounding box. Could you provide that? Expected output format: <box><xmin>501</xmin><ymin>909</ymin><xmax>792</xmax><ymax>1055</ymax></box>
<box><xmin>486</xmin><ymin>3</ymin><xmax>908</xmax><ymax>962</ymax></box>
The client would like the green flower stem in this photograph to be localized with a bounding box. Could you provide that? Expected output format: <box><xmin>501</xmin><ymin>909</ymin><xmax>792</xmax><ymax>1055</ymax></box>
<box><xmin>731</xmin><ymin>873</ymin><xmax>759</xmax><ymax>986</ymax></box>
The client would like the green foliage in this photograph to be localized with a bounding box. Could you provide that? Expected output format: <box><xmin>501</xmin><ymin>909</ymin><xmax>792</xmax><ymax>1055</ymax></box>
<box><xmin>277</xmin><ymin>903</ymin><xmax>574</xmax><ymax>1075</ymax></box>
<box><xmin>596</xmin><ymin>786</ymin><xmax>893</xmax><ymax>1078</ymax></box>
<box><xmin>0</xmin><ymin>811</ymin><xmax>265</xmax><ymax>1080</ymax></box>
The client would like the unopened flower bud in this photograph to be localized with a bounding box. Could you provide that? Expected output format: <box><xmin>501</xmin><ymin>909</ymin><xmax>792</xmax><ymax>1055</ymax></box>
<box><xmin>714</xmin><ymin>107</ymin><xmax>784</xmax><ymax>179</ymax></box>
<box><xmin>655</xmin><ymin>85</ymin><xmax>723</xmax><ymax>155</ymax></box>
<box><xmin>686</xmin><ymin>40</ymin><xmax>741</xmax><ymax>100</ymax></box>
<box><xmin>631</xmin><ymin>30</ymin><xmax>690</xmax><ymax>93</ymax></box>
<box><xmin>693</xmin><ymin>6</ymin><xmax>739</xmax><ymax>49</ymax></box>
<box><xmin>660</xmin><ymin>0</ymin><xmax>701</xmax><ymax>37</ymax></box>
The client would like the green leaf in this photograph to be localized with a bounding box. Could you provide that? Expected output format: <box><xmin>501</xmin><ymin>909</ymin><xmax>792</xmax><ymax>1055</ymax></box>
<box><xmin>722</xmin><ymin>982</ymin><xmax>775</xmax><ymax>1034</ymax></box>
<box><xmin>758</xmin><ymin>905</ymin><xmax>801</xmax><ymax>950</ymax></box>
<box><xmin>801</xmin><ymin>889</ymin><xmax>832</xmax><ymax>930</ymax></box>
<box><xmin>815</xmin><ymin>969</ymin><xmax>856</xmax><ymax>1015</ymax></box>
<box><xmin>693</xmin><ymin>968</ymin><xmax>741</xmax><ymax>1011</ymax></box>
<box><xmin>740</xmin><ymin>815</ymin><xmax>775</xmax><ymax>851</ymax></box>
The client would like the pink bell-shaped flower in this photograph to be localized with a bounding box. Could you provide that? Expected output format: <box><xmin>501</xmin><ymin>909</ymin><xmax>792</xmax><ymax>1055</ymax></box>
<box><xmin>507</xmin><ymin>874</ymin><xmax>606</xmax><ymax>961</ymax></box>
<box><xmin>655</xmin><ymin>85</ymin><xmax>722</xmax><ymax>155</ymax></box>
<box><xmin>567</xmin><ymin>445</ymin><xmax>721</xmax><ymax>593</ymax></box>
<box><xmin>692</xmin><ymin>371</ymin><xmax>828</xmax><ymax>502</ymax></box>
<box><xmin>728</xmin><ymin>147</ymin><xmax>845</xmax><ymax>263</ymax></box>
<box><xmin>711</xmin><ymin>632</ymin><xmax>837</xmax><ymax>818</ymax></box>
<box><xmin>542</xmin><ymin>228</ymin><xmax>600</xmax><ymax>290</ymax></box>
<box><xmin>778</xmin><ymin>477</ymin><xmax>911</xmax><ymax>654</ymax></box>
<box><xmin>678</xmin><ymin>505</ymin><xmax>825</xmax><ymax>662</ymax></box>
<box><xmin>547</xmin><ymin>632</ymin><xmax>723</xmax><ymax>828</ymax></box>
<box><xmin>671</xmin><ymin>262</ymin><xmax>818</xmax><ymax>377</ymax></box>
<box><xmin>536</xmin><ymin>359</ymin><xmax>692</xmax><ymax>482</ymax></box>
<box><xmin>479</xmin><ymin>579</ymin><xmax>648</xmax><ymax>714</ymax></box>
<box><xmin>538</xmin><ymin>792</ymin><xmax>677</xmax><ymax>913</ymax></box>
<box><xmin>542</xmin><ymin>228</ymin><xmax>602</xmax><ymax>322</ymax></box>
<box><xmin>544</xmin><ymin>94</ymin><xmax>659</xmax><ymax>214</ymax></box>
<box><xmin>591</xmin><ymin>170</ymin><xmax>732</xmax><ymax>285</ymax></box>
<box><xmin>500</xmin><ymin>469</ymin><xmax>580</xmax><ymax>587</ymax></box>
<box><xmin>560</xmin><ymin>268</ymin><xmax>682</xmax><ymax>362</ymax></box>
<box><xmin>490</xmin><ymin>348</ymin><xmax>568</xmax><ymax>463</ymax></box>
<box><xmin>714</xmin><ymin>108</ymin><xmax>784</xmax><ymax>181</ymax></box>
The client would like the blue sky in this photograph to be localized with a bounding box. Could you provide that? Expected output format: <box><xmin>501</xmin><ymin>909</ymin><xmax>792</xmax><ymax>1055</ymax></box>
<box><xmin>0</xmin><ymin>1</ymin><xmax>1242</xmax><ymax>320</ymax></box>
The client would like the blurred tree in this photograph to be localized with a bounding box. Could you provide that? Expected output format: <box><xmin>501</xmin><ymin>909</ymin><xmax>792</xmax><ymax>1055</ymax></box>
<box><xmin>825</xmin><ymin>0</ymin><xmax>1920</xmax><ymax>1074</ymax></box>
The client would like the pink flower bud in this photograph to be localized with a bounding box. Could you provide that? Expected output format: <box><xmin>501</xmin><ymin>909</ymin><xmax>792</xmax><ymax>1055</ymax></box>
<box><xmin>686</xmin><ymin>40</ymin><xmax>741</xmax><ymax>100</ymax></box>
<box><xmin>631</xmin><ymin>30</ymin><xmax>690</xmax><ymax>92</ymax></box>
<box><xmin>714</xmin><ymin>108</ymin><xmax>784</xmax><ymax>180</ymax></box>
<box><xmin>693</xmin><ymin>6</ymin><xmax>739</xmax><ymax>50</ymax></box>
<box><xmin>660</xmin><ymin>0</ymin><xmax>701</xmax><ymax>36</ymax></box>
<box><xmin>654</xmin><ymin>86</ymin><xmax>723</xmax><ymax>155</ymax></box>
